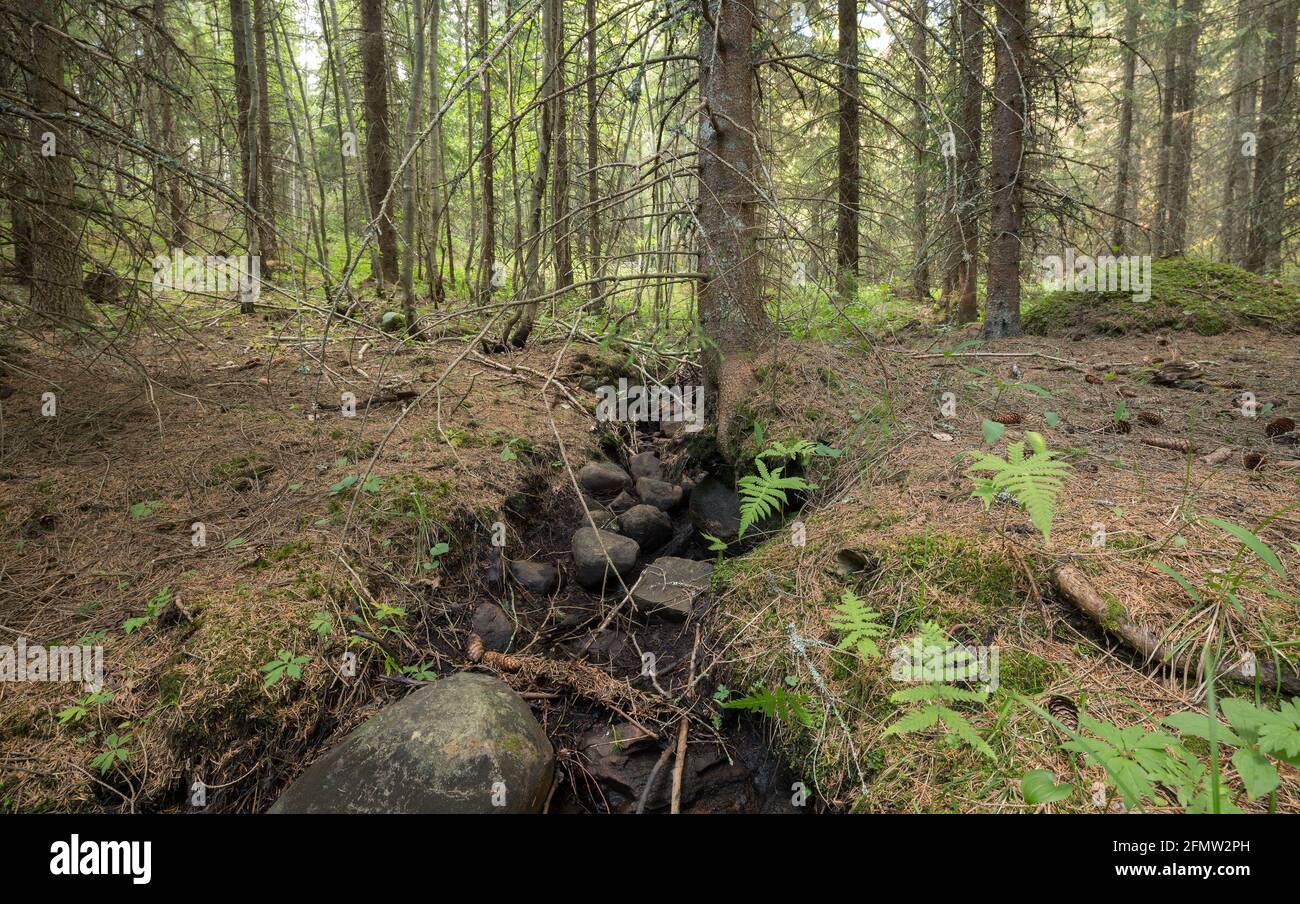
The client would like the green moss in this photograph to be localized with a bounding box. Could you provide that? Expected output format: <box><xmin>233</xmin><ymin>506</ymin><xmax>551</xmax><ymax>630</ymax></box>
<box><xmin>1023</xmin><ymin>257</ymin><xmax>1300</xmax><ymax>337</ymax></box>
<box><xmin>995</xmin><ymin>649</ymin><xmax>1059</xmax><ymax>695</ymax></box>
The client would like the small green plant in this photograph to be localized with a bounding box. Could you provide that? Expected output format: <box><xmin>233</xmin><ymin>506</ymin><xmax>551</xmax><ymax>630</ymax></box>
<box><xmin>737</xmin><ymin>459</ymin><xmax>814</xmax><ymax>538</ymax></box>
<box><xmin>56</xmin><ymin>690</ymin><xmax>115</xmax><ymax>725</ymax></box>
<box><xmin>882</xmin><ymin>622</ymin><xmax>994</xmax><ymax>759</ymax></box>
<box><xmin>1020</xmin><ymin>769</ymin><xmax>1074</xmax><ymax>805</ymax></box>
<box><xmin>828</xmin><ymin>589</ymin><xmax>886</xmax><ymax>660</ymax></box>
<box><xmin>1165</xmin><ymin>697</ymin><xmax>1300</xmax><ymax>804</ymax></box>
<box><xmin>1110</xmin><ymin>399</ymin><xmax>1133</xmax><ymax>429</ymax></box>
<box><xmin>260</xmin><ymin>650</ymin><xmax>311</xmax><ymax>687</ymax></box>
<box><xmin>965</xmin><ymin>431</ymin><xmax>1073</xmax><ymax>543</ymax></box>
<box><xmin>90</xmin><ymin>729</ymin><xmax>133</xmax><ymax>775</ymax></box>
<box><xmin>718</xmin><ymin>682</ymin><xmax>815</xmax><ymax>727</ymax></box>
<box><xmin>122</xmin><ymin>587</ymin><xmax>171</xmax><ymax>634</ymax></box>
<box><xmin>308</xmin><ymin>612</ymin><xmax>333</xmax><ymax>637</ymax></box>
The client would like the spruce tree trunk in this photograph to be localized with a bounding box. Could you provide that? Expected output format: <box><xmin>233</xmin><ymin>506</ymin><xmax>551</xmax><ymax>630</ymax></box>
<box><xmin>26</xmin><ymin>0</ymin><xmax>83</xmax><ymax>319</ymax></box>
<box><xmin>1220</xmin><ymin>0</ymin><xmax>1255</xmax><ymax>265</ymax></box>
<box><xmin>835</xmin><ymin>0</ymin><xmax>860</xmax><ymax>304</ymax></box>
<box><xmin>361</xmin><ymin>0</ymin><xmax>400</xmax><ymax>286</ymax></box>
<box><xmin>983</xmin><ymin>0</ymin><xmax>1026</xmax><ymax>339</ymax></box>
<box><xmin>254</xmin><ymin>0</ymin><xmax>278</xmax><ymax>259</ymax></box>
<box><xmin>1110</xmin><ymin>0</ymin><xmax>1138</xmax><ymax>252</ymax></box>
<box><xmin>698</xmin><ymin>0</ymin><xmax>769</xmax><ymax>458</ymax></box>
<box><xmin>1164</xmin><ymin>0</ymin><xmax>1202</xmax><ymax>256</ymax></box>
<box><xmin>912</xmin><ymin>0</ymin><xmax>929</xmax><ymax>302</ymax></box>
<box><xmin>953</xmin><ymin>0</ymin><xmax>982</xmax><ymax>324</ymax></box>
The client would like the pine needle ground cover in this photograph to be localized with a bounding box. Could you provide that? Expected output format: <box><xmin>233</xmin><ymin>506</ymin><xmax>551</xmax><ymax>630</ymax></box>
<box><xmin>709</xmin><ymin>328</ymin><xmax>1300</xmax><ymax>812</ymax></box>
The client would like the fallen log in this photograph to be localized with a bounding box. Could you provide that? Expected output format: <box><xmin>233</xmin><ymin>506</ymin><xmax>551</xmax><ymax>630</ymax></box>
<box><xmin>1050</xmin><ymin>563</ymin><xmax>1300</xmax><ymax>696</ymax></box>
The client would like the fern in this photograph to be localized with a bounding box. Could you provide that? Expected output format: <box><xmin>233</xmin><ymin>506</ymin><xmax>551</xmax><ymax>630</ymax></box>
<box><xmin>883</xmin><ymin>683</ymin><xmax>994</xmax><ymax>759</ymax></box>
<box><xmin>828</xmin><ymin>589</ymin><xmax>886</xmax><ymax>660</ymax></box>
<box><xmin>736</xmin><ymin>459</ymin><xmax>813</xmax><ymax>537</ymax></box>
<box><xmin>965</xmin><ymin>431</ymin><xmax>1072</xmax><ymax>543</ymax></box>
<box><xmin>719</xmin><ymin>683</ymin><xmax>815</xmax><ymax>727</ymax></box>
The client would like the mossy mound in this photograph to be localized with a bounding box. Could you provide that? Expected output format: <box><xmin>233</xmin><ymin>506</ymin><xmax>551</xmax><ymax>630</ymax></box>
<box><xmin>711</xmin><ymin>512</ymin><xmax>1053</xmax><ymax>811</ymax></box>
<box><xmin>1022</xmin><ymin>257</ymin><xmax>1300</xmax><ymax>337</ymax></box>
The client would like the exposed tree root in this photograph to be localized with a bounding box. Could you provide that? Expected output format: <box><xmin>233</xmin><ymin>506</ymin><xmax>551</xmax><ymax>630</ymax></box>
<box><xmin>1050</xmin><ymin>563</ymin><xmax>1300</xmax><ymax>696</ymax></box>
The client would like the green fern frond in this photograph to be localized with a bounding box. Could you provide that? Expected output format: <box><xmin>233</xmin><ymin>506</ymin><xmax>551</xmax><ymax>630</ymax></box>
<box><xmin>828</xmin><ymin>589</ymin><xmax>886</xmax><ymax>660</ymax></box>
<box><xmin>737</xmin><ymin>460</ymin><xmax>813</xmax><ymax>537</ymax></box>
<box><xmin>965</xmin><ymin>431</ymin><xmax>1073</xmax><ymax>543</ymax></box>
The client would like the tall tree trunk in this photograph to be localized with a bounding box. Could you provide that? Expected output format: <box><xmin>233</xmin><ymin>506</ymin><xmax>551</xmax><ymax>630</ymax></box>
<box><xmin>912</xmin><ymin>0</ymin><xmax>929</xmax><ymax>302</ymax></box>
<box><xmin>150</xmin><ymin>0</ymin><xmax>187</xmax><ymax>246</ymax></box>
<box><xmin>26</xmin><ymin>0</ymin><xmax>82</xmax><ymax>318</ymax></box>
<box><xmin>475</xmin><ymin>0</ymin><xmax>496</xmax><ymax>309</ymax></box>
<box><xmin>501</xmin><ymin>0</ymin><xmax>558</xmax><ymax>348</ymax></box>
<box><xmin>1164</xmin><ymin>0</ymin><xmax>1202</xmax><ymax>256</ymax></box>
<box><xmin>254</xmin><ymin>0</ymin><xmax>278</xmax><ymax>258</ymax></box>
<box><xmin>835</xmin><ymin>0</ymin><xmax>860</xmax><ymax>304</ymax></box>
<box><xmin>1246</xmin><ymin>0</ymin><xmax>1296</xmax><ymax>272</ymax></box>
<box><xmin>361</xmin><ymin>0</ymin><xmax>400</xmax><ymax>286</ymax></box>
<box><xmin>1110</xmin><ymin>0</ymin><xmax>1138</xmax><ymax>251</ymax></box>
<box><xmin>551</xmin><ymin>0</ymin><xmax>573</xmax><ymax>292</ymax></box>
<box><xmin>399</xmin><ymin>0</ymin><xmax>426</xmax><ymax>331</ymax></box>
<box><xmin>1220</xmin><ymin>0</ymin><xmax>1254</xmax><ymax>265</ymax></box>
<box><xmin>1152</xmin><ymin>0</ymin><xmax>1177</xmax><ymax>256</ymax></box>
<box><xmin>698</xmin><ymin>0</ymin><xmax>769</xmax><ymax>457</ymax></box>
<box><xmin>231</xmin><ymin>0</ymin><xmax>260</xmax><ymax>313</ymax></box>
<box><xmin>1</xmin><ymin>51</ymin><xmax>33</xmax><ymax>283</ymax></box>
<box><xmin>953</xmin><ymin>0</ymin><xmax>982</xmax><ymax>324</ymax></box>
<box><xmin>983</xmin><ymin>0</ymin><xmax>1027</xmax><ymax>339</ymax></box>
<box><xmin>585</xmin><ymin>0</ymin><xmax>602</xmax><ymax>308</ymax></box>
<box><xmin>428</xmin><ymin>0</ymin><xmax>446</xmax><ymax>306</ymax></box>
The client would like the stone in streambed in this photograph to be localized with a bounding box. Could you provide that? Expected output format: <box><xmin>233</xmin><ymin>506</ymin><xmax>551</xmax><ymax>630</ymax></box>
<box><xmin>508</xmin><ymin>559</ymin><xmax>557</xmax><ymax>596</ymax></box>
<box><xmin>608</xmin><ymin>490</ymin><xmax>638</xmax><ymax>514</ymax></box>
<box><xmin>635</xmin><ymin>477</ymin><xmax>683</xmax><ymax>511</ymax></box>
<box><xmin>630</xmin><ymin>556</ymin><xmax>713</xmax><ymax>620</ymax></box>
<box><xmin>472</xmin><ymin>602</ymin><xmax>514</xmax><ymax>652</ymax></box>
<box><xmin>618</xmin><ymin>504</ymin><xmax>672</xmax><ymax>551</ymax></box>
<box><xmin>577</xmin><ymin>460</ymin><xmax>631</xmax><ymax>498</ymax></box>
<box><xmin>629</xmin><ymin>451</ymin><xmax>663</xmax><ymax>481</ymax></box>
<box><xmin>571</xmin><ymin>526</ymin><xmax>639</xmax><ymax>590</ymax></box>
<box><xmin>688</xmin><ymin>476</ymin><xmax>741</xmax><ymax>541</ymax></box>
<box><xmin>269</xmin><ymin>673</ymin><xmax>553</xmax><ymax>813</ymax></box>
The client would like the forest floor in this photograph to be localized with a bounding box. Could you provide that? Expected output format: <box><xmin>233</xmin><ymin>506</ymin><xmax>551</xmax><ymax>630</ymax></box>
<box><xmin>1</xmin><ymin>281</ymin><xmax>1298</xmax><ymax>813</ymax></box>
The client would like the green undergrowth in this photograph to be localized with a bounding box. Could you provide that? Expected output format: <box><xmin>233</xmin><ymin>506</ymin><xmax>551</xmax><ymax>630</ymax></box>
<box><xmin>711</xmin><ymin>515</ymin><xmax>1069</xmax><ymax>811</ymax></box>
<box><xmin>1023</xmin><ymin>257</ymin><xmax>1300</xmax><ymax>337</ymax></box>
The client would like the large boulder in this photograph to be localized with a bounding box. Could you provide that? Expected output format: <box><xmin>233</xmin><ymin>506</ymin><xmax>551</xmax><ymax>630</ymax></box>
<box><xmin>269</xmin><ymin>673</ymin><xmax>554</xmax><ymax>813</ymax></box>
<box><xmin>618</xmin><ymin>504</ymin><xmax>672</xmax><ymax>552</ymax></box>
<box><xmin>688</xmin><ymin>476</ymin><xmax>741</xmax><ymax>541</ymax></box>
<box><xmin>571</xmin><ymin>527</ymin><xmax>639</xmax><ymax>590</ymax></box>
<box><xmin>577</xmin><ymin>460</ymin><xmax>631</xmax><ymax>498</ymax></box>
<box><xmin>631</xmin><ymin>556</ymin><xmax>713</xmax><ymax>620</ymax></box>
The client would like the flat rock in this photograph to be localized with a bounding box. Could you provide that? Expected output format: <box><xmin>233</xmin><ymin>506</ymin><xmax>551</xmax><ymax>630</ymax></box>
<box><xmin>269</xmin><ymin>673</ymin><xmax>553</xmax><ymax>813</ymax></box>
<box><xmin>629</xmin><ymin>451</ymin><xmax>663</xmax><ymax>481</ymax></box>
<box><xmin>635</xmin><ymin>477</ymin><xmax>683</xmax><ymax>511</ymax></box>
<box><xmin>472</xmin><ymin>602</ymin><xmax>514</xmax><ymax>651</ymax></box>
<box><xmin>571</xmin><ymin>527</ymin><xmax>640</xmax><ymax>590</ymax></box>
<box><xmin>631</xmin><ymin>556</ymin><xmax>713</xmax><ymax>619</ymax></box>
<box><xmin>688</xmin><ymin>476</ymin><xmax>741</xmax><ymax>540</ymax></box>
<box><xmin>577</xmin><ymin>460</ymin><xmax>631</xmax><ymax>498</ymax></box>
<box><xmin>618</xmin><ymin>504</ymin><xmax>672</xmax><ymax>551</ymax></box>
<box><xmin>508</xmin><ymin>560</ymin><xmax>557</xmax><ymax>596</ymax></box>
<box><xmin>580</xmin><ymin>722</ymin><xmax>728</xmax><ymax>812</ymax></box>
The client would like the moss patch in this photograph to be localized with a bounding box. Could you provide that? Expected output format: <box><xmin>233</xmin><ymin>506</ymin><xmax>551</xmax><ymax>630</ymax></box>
<box><xmin>1023</xmin><ymin>257</ymin><xmax>1300</xmax><ymax>337</ymax></box>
